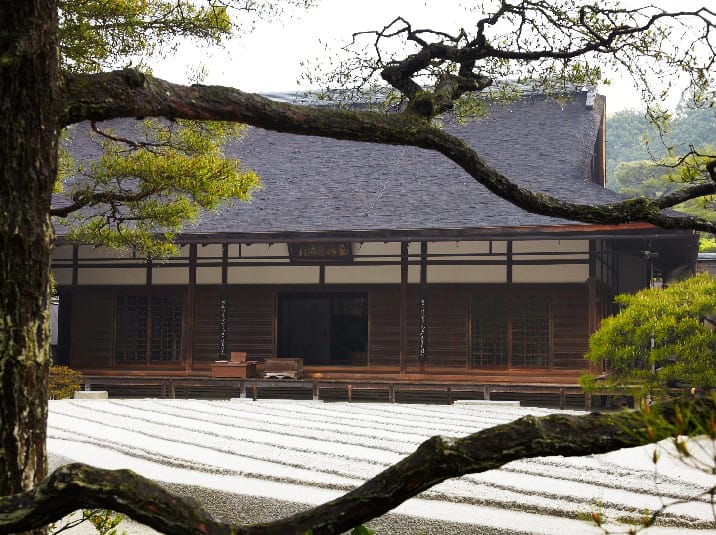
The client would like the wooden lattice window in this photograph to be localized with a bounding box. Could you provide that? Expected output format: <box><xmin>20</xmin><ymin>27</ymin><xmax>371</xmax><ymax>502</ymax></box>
<box><xmin>471</xmin><ymin>295</ymin><xmax>508</xmax><ymax>367</ymax></box>
<box><xmin>511</xmin><ymin>296</ymin><xmax>549</xmax><ymax>368</ymax></box>
<box><xmin>150</xmin><ymin>296</ymin><xmax>183</xmax><ymax>361</ymax></box>
<box><xmin>116</xmin><ymin>296</ymin><xmax>148</xmax><ymax>362</ymax></box>
<box><xmin>471</xmin><ymin>293</ymin><xmax>550</xmax><ymax>369</ymax></box>
<box><xmin>115</xmin><ymin>294</ymin><xmax>182</xmax><ymax>362</ymax></box>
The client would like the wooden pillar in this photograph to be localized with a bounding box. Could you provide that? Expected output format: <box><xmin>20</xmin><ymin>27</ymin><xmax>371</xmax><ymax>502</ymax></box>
<box><xmin>219</xmin><ymin>244</ymin><xmax>229</xmax><ymax>359</ymax></box>
<box><xmin>183</xmin><ymin>244</ymin><xmax>197</xmax><ymax>373</ymax></box>
<box><xmin>418</xmin><ymin>241</ymin><xmax>428</xmax><ymax>371</ymax></box>
<box><xmin>400</xmin><ymin>241</ymin><xmax>408</xmax><ymax>374</ymax></box>
<box><xmin>146</xmin><ymin>256</ymin><xmax>153</xmax><ymax>364</ymax></box>
<box><xmin>506</xmin><ymin>241</ymin><xmax>513</xmax><ymax>284</ymax></box>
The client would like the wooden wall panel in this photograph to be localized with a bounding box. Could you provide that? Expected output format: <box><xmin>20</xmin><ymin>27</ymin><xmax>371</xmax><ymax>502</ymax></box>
<box><xmin>70</xmin><ymin>291</ymin><xmax>114</xmax><ymax>368</ymax></box>
<box><xmin>551</xmin><ymin>288</ymin><xmax>590</xmax><ymax>370</ymax></box>
<box><xmin>368</xmin><ymin>288</ymin><xmax>418</xmax><ymax>367</ymax></box>
<box><xmin>227</xmin><ymin>288</ymin><xmax>275</xmax><ymax>359</ymax></box>
<box><xmin>192</xmin><ymin>287</ymin><xmax>221</xmax><ymax>363</ymax></box>
<box><xmin>427</xmin><ymin>288</ymin><xmax>468</xmax><ymax>368</ymax></box>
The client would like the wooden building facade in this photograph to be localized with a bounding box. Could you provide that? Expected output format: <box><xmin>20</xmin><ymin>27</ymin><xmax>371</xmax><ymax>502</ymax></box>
<box><xmin>51</xmin><ymin>90</ymin><xmax>699</xmax><ymax>384</ymax></box>
<box><xmin>52</xmin><ymin>232</ymin><xmax>695</xmax><ymax>381</ymax></box>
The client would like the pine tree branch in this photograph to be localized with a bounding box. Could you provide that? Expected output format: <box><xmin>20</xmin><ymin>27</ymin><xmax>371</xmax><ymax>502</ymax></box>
<box><xmin>0</xmin><ymin>396</ymin><xmax>713</xmax><ymax>535</ymax></box>
<box><xmin>61</xmin><ymin>69</ymin><xmax>716</xmax><ymax>233</ymax></box>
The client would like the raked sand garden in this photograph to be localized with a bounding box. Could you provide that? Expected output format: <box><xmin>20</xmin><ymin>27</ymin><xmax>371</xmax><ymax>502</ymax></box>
<box><xmin>47</xmin><ymin>399</ymin><xmax>716</xmax><ymax>534</ymax></box>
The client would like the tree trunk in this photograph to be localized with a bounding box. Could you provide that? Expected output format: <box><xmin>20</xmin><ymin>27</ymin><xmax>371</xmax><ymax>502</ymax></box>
<box><xmin>0</xmin><ymin>0</ymin><xmax>59</xmax><ymax>506</ymax></box>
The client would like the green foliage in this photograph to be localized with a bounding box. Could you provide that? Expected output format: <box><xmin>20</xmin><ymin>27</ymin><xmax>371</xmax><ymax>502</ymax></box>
<box><xmin>582</xmin><ymin>275</ymin><xmax>716</xmax><ymax>398</ymax></box>
<box><xmin>608</xmin><ymin>147</ymin><xmax>716</xmax><ymax>249</ymax></box>
<box><xmin>53</xmin><ymin>0</ymin><xmax>316</xmax><ymax>255</ymax></box>
<box><xmin>59</xmin><ymin>119</ymin><xmax>260</xmax><ymax>256</ymax></box>
<box><xmin>699</xmin><ymin>236</ymin><xmax>716</xmax><ymax>253</ymax></box>
<box><xmin>350</xmin><ymin>527</ymin><xmax>376</xmax><ymax>535</ymax></box>
<box><xmin>48</xmin><ymin>366</ymin><xmax>83</xmax><ymax>400</ymax></box>
<box><xmin>84</xmin><ymin>509</ymin><xmax>126</xmax><ymax>535</ymax></box>
<box><xmin>606</xmin><ymin>106</ymin><xmax>715</xmax><ymax>189</ymax></box>
<box><xmin>59</xmin><ymin>0</ymin><xmax>231</xmax><ymax>73</ymax></box>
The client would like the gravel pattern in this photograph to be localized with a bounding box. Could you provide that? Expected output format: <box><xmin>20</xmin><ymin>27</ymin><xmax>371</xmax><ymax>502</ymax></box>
<box><xmin>47</xmin><ymin>399</ymin><xmax>716</xmax><ymax>534</ymax></box>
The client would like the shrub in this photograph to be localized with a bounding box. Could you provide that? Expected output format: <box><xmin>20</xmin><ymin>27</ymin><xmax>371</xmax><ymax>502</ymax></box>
<box><xmin>49</xmin><ymin>366</ymin><xmax>83</xmax><ymax>399</ymax></box>
<box><xmin>582</xmin><ymin>274</ymin><xmax>716</xmax><ymax>398</ymax></box>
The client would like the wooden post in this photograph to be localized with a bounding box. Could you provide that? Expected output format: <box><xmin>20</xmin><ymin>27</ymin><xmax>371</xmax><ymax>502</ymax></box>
<box><xmin>584</xmin><ymin>393</ymin><xmax>592</xmax><ymax>412</ymax></box>
<box><xmin>388</xmin><ymin>383</ymin><xmax>395</xmax><ymax>403</ymax></box>
<box><xmin>483</xmin><ymin>384</ymin><xmax>490</xmax><ymax>400</ymax></box>
<box><xmin>418</xmin><ymin>241</ymin><xmax>428</xmax><ymax>372</ymax></box>
<box><xmin>400</xmin><ymin>242</ymin><xmax>408</xmax><ymax>374</ymax></box>
<box><xmin>312</xmin><ymin>381</ymin><xmax>319</xmax><ymax>401</ymax></box>
<box><xmin>71</xmin><ymin>245</ymin><xmax>79</xmax><ymax>287</ymax></box>
<box><xmin>559</xmin><ymin>388</ymin><xmax>565</xmax><ymax>410</ymax></box>
<box><xmin>219</xmin><ymin>244</ymin><xmax>229</xmax><ymax>359</ymax></box>
<box><xmin>183</xmin><ymin>244</ymin><xmax>197</xmax><ymax>373</ymax></box>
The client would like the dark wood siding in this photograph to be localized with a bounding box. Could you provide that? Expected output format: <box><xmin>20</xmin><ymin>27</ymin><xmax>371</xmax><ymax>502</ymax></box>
<box><xmin>70</xmin><ymin>291</ymin><xmax>114</xmax><ymax>368</ymax></box>
<box><xmin>551</xmin><ymin>288</ymin><xmax>590</xmax><ymax>370</ymax></box>
<box><xmin>192</xmin><ymin>287</ymin><xmax>221</xmax><ymax>364</ymax></box>
<box><xmin>427</xmin><ymin>288</ymin><xmax>468</xmax><ymax>368</ymax></box>
<box><xmin>227</xmin><ymin>288</ymin><xmax>275</xmax><ymax>359</ymax></box>
<box><xmin>368</xmin><ymin>288</ymin><xmax>418</xmax><ymax>366</ymax></box>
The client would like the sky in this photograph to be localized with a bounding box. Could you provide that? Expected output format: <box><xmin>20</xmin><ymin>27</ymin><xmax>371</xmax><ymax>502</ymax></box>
<box><xmin>149</xmin><ymin>0</ymin><xmax>713</xmax><ymax>113</ymax></box>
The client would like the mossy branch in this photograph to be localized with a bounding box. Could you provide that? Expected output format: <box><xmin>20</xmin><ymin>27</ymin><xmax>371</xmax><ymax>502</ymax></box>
<box><xmin>1</xmin><ymin>396</ymin><xmax>713</xmax><ymax>535</ymax></box>
<box><xmin>61</xmin><ymin>70</ymin><xmax>716</xmax><ymax>233</ymax></box>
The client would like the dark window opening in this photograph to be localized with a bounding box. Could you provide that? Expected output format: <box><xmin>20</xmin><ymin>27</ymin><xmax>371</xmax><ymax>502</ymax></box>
<box><xmin>116</xmin><ymin>295</ymin><xmax>182</xmax><ymax>363</ymax></box>
<box><xmin>278</xmin><ymin>293</ymin><xmax>367</xmax><ymax>365</ymax></box>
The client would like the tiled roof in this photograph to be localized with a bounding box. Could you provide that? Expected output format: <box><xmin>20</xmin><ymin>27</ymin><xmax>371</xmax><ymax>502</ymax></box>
<box><xmin>57</xmin><ymin>90</ymin><xmax>625</xmax><ymax>240</ymax></box>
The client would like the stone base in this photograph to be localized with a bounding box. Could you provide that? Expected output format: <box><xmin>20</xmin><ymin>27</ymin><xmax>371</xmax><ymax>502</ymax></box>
<box><xmin>454</xmin><ymin>399</ymin><xmax>520</xmax><ymax>406</ymax></box>
<box><xmin>73</xmin><ymin>390</ymin><xmax>108</xmax><ymax>400</ymax></box>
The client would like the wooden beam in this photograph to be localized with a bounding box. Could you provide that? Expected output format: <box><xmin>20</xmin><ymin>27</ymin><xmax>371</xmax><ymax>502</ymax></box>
<box><xmin>400</xmin><ymin>242</ymin><xmax>408</xmax><ymax>374</ymax></box>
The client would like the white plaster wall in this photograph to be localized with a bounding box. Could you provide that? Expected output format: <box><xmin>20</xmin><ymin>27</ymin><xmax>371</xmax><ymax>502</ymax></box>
<box><xmin>428</xmin><ymin>265</ymin><xmax>506</xmax><ymax>283</ymax></box>
<box><xmin>428</xmin><ymin>241</ymin><xmax>494</xmax><ymax>255</ymax></box>
<box><xmin>353</xmin><ymin>242</ymin><xmax>400</xmax><ymax>256</ymax></box>
<box><xmin>53</xmin><ymin>268</ymin><xmax>73</xmax><ymax>286</ymax></box>
<box><xmin>228</xmin><ymin>265</ymin><xmax>318</xmax><ymax>284</ymax></box>
<box><xmin>196</xmin><ymin>267</ymin><xmax>222</xmax><ymax>285</ymax></box>
<box><xmin>325</xmin><ymin>265</ymin><xmax>405</xmax><ymax>284</ymax></box>
<box><xmin>151</xmin><ymin>267</ymin><xmax>189</xmax><ymax>285</ymax></box>
<box><xmin>234</xmin><ymin>243</ymin><xmax>290</xmax><ymax>262</ymax></box>
<box><xmin>53</xmin><ymin>245</ymin><xmax>74</xmax><ymax>260</ymax></box>
<box><xmin>512</xmin><ymin>264</ymin><xmax>589</xmax><ymax>283</ymax></box>
<box><xmin>77</xmin><ymin>268</ymin><xmax>146</xmax><ymax>285</ymax></box>
<box><xmin>197</xmin><ymin>244</ymin><xmax>223</xmax><ymax>258</ymax></box>
<box><xmin>77</xmin><ymin>245</ymin><xmax>143</xmax><ymax>261</ymax></box>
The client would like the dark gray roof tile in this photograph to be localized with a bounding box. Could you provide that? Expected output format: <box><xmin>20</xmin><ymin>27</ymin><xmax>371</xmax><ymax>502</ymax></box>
<box><xmin>56</xmin><ymin>91</ymin><xmax>622</xmax><ymax>239</ymax></box>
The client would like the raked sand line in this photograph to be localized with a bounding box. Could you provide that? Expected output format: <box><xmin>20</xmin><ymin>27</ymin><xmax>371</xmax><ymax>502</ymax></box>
<box><xmin>48</xmin><ymin>399</ymin><xmax>716</xmax><ymax>531</ymax></box>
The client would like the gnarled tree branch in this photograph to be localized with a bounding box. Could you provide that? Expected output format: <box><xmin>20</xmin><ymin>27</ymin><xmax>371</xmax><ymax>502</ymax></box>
<box><xmin>1</xmin><ymin>396</ymin><xmax>713</xmax><ymax>535</ymax></box>
<box><xmin>62</xmin><ymin>69</ymin><xmax>716</xmax><ymax>233</ymax></box>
